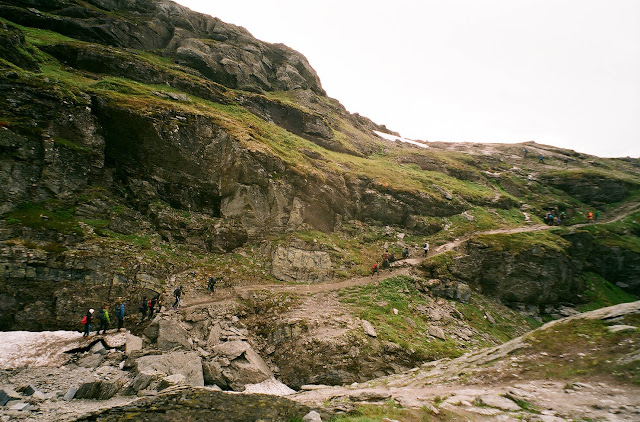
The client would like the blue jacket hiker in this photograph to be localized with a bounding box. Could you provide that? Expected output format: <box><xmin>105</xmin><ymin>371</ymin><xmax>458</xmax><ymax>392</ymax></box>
<box><xmin>116</xmin><ymin>303</ymin><xmax>125</xmax><ymax>331</ymax></box>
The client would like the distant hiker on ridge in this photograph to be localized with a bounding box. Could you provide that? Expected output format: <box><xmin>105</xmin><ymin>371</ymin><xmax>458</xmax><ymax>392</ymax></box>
<box><xmin>539</xmin><ymin>154</ymin><xmax>545</xmax><ymax>163</ymax></box>
<box><xmin>423</xmin><ymin>241</ymin><xmax>430</xmax><ymax>256</ymax></box>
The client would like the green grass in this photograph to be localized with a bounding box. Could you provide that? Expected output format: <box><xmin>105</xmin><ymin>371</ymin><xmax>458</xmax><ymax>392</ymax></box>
<box><xmin>474</xmin><ymin>230</ymin><xmax>571</xmax><ymax>254</ymax></box>
<box><xmin>339</xmin><ymin>276</ymin><xmax>465</xmax><ymax>361</ymax></box>
<box><xmin>577</xmin><ymin>273</ymin><xmax>637</xmax><ymax>312</ymax></box>
<box><xmin>456</xmin><ymin>295</ymin><xmax>534</xmax><ymax>344</ymax></box>
<box><xmin>53</xmin><ymin>137</ymin><xmax>93</xmax><ymax>153</ymax></box>
<box><xmin>518</xmin><ymin>317</ymin><xmax>640</xmax><ymax>384</ymax></box>
<box><xmin>3</xmin><ymin>202</ymin><xmax>82</xmax><ymax>235</ymax></box>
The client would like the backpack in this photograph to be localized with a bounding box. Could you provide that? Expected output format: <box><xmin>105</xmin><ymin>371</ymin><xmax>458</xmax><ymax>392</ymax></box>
<box><xmin>81</xmin><ymin>316</ymin><xmax>87</xmax><ymax>324</ymax></box>
<box><xmin>147</xmin><ymin>299</ymin><xmax>152</xmax><ymax>308</ymax></box>
<box><xmin>372</xmin><ymin>263</ymin><xmax>378</xmax><ymax>270</ymax></box>
<box><xmin>98</xmin><ymin>309</ymin><xmax>105</xmax><ymax>321</ymax></box>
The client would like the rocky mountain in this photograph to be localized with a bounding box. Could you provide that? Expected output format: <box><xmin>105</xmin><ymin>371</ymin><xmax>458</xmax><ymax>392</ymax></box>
<box><xmin>0</xmin><ymin>1</ymin><xmax>639</xmax><ymax>420</ymax></box>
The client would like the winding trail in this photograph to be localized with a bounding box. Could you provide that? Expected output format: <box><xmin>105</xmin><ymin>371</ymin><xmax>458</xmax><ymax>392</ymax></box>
<box><xmin>181</xmin><ymin>201</ymin><xmax>640</xmax><ymax>310</ymax></box>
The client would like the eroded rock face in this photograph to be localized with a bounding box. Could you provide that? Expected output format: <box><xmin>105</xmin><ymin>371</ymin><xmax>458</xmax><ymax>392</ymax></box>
<box><xmin>448</xmin><ymin>240</ymin><xmax>579</xmax><ymax>306</ymax></box>
<box><xmin>271</xmin><ymin>246</ymin><xmax>333</xmax><ymax>283</ymax></box>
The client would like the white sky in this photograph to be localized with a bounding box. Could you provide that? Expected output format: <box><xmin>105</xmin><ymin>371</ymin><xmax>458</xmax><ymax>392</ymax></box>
<box><xmin>174</xmin><ymin>1</ymin><xmax>640</xmax><ymax>158</ymax></box>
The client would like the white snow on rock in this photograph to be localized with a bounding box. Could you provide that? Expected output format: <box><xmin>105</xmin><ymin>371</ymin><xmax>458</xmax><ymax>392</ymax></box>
<box><xmin>374</xmin><ymin>130</ymin><xmax>428</xmax><ymax>148</ymax></box>
<box><xmin>0</xmin><ymin>331</ymin><xmax>128</xmax><ymax>369</ymax></box>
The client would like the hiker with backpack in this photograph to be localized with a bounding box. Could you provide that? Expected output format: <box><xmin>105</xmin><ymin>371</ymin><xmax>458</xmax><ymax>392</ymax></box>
<box><xmin>97</xmin><ymin>305</ymin><xmax>110</xmax><ymax>335</ymax></box>
<box><xmin>207</xmin><ymin>275</ymin><xmax>217</xmax><ymax>293</ymax></box>
<box><xmin>82</xmin><ymin>308</ymin><xmax>94</xmax><ymax>337</ymax></box>
<box><xmin>172</xmin><ymin>286</ymin><xmax>184</xmax><ymax>310</ymax></box>
<box><xmin>138</xmin><ymin>297</ymin><xmax>148</xmax><ymax>323</ymax></box>
<box><xmin>148</xmin><ymin>296</ymin><xmax>157</xmax><ymax>320</ymax></box>
<box><xmin>402</xmin><ymin>247</ymin><xmax>409</xmax><ymax>259</ymax></box>
<box><xmin>116</xmin><ymin>303</ymin><xmax>125</xmax><ymax>331</ymax></box>
<box><xmin>423</xmin><ymin>241</ymin><xmax>430</xmax><ymax>256</ymax></box>
<box><xmin>371</xmin><ymin>262</ymin><xmax>379</xmax><ymax>278</ymax></box>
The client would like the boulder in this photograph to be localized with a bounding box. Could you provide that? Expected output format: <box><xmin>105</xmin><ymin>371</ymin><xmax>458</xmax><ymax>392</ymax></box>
<box><xmin>213</xmin><ymin>341</ymin><xmax>273</xmax><ymax>391</ymax></box>
<box><xmin>74</xmin><ymin>381</ymin><xmax>119</xmax><ymax>400</ymax></box>
<box><xmin>361</xmin><ymin>320</ymin><xmax>377</xmax><ymax>337</ymax></box>
<box><xmin>135</xmin><ymin>351</ymin><xmax>204</xmax><ymax>387</ymax></box>
<box><xmin>145</xmin><ymin>319</ymin><xmax>191</xmax><ymax>350</ymax></box>
<box><xmin>77</xmin><ymin>353</ymin><xmax>104</xmax><ymax>368</ymax></box>
<box><xmin>0</xmin><ymin>389</ymin><xmax>10</xmax><ymax>406</ymax></box>
<box><xmin>477</xmin><ymin>394</ymin><xmax>521</xmax><ymax>411</ymax></box>
<box><xmin>427</xmin><ymin>326</ymin><xmax>446</xmax><ymax>340</ymax></box>
<box><xmin>63</xmin><ymin>387</ymin><xmax>77</xmax><ymax>401</ymax></box>
<box><xmin>125</xmin><ymin>334</ymin><xmax>144</xmax><ymax>355</ymax></box>
<box><xmin>303</xmin><ymin>410</ymin><xmax>323</xmax><ymax>422</ymax></box>
<box><xmin>158</xmin><ymin>374</ymin><xmax>188</xmax><ymax>390</ymax></box>
<box><xmin>123</xmin><ymin>373</ymin><xmax>155</xmax><ymax>395</ymax></box>
<box><xmin>202</xmin><ymin>360</ymin><xmax>228</xmax><ymax>389</ymax></box>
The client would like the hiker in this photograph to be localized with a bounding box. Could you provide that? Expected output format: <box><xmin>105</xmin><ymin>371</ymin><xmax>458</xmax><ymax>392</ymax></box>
<box><xmin>97</xmin><ymin>305</ymin><xmax>110</xmax><ymax>335</ymax></box>
<box><xmin>587</xmin><ymin>211</ymin><xmax>594</xmax><ymax>222</ymax></box>
<box><xmin>156</xmin><ymin>291</ymin><xmax>164</xmax><ymax>313</ymax></box>
<box><xmin>371</xmin><ymin>262</ymin><xmax>379</xmax><ymax>278</ymax></box>
<box><xmin>402</xmin><ymin>247</ymin><xmax>409</xmax><ymax>259</ymax></box>
<box><xmin>381</xmin><ymin>251</ymin><xmax>391</xmax><ymax>271</ymax></box>
<box><xmin>595</xmin><ymin>210</ymin><xmax>600</xmax><ymax>221</ymax></box>
<box><xmin>423</xmin><ymin>241</ymin><xmax>429</xmax><ymax>256</ymax></box>
<box><xmin>139</xmin><ymin>297</ymin><xmax>148</xmax><ymax>323</ymax></box>
<box><xmin>389</xmin><ymin>253</ymin><xmax>396</xmax><ymax>263</ymax></box>
<box><xmin>548</xmin><ymin>212</ymin><xmax>554</xmax><ymax>225</ymax></box>
<box><xmin>539</xmin><ymin>155</ymin><xmax>544</xmax><ymax>163</ymax></box>
<box><xmin>207</xmin><ymin>275</ymin><xmax>217</xmax><ymax>292</ymax></box>
<box><xmin>523</xmin><ymin>147</ymin><xmax>528</xmax><ymax>157</ymax></box>
<box><xmin>172</xmin><ymin>286</ymin><xmax>184</xmax><ymax>309</ymax></box>
<box><xmin>82</xmin><ymin>308</ymin><xmax>94</xmax><ymax>337</ymax></box>
<box><xmin>148</xmin><ymin>296</ymin><xmax>157</xmax><ymax>320</ymax></box>
<box><xmin>116</xmin><ymin>303</ymin><xmax>125</xmax><ymax>331</ymax></box>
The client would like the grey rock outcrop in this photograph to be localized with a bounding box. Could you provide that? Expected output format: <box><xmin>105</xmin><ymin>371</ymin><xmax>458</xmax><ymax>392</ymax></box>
<box><xmin>144</xmin><ymin>319</ymin><xmax>192</xmax><ymax>351</ymax></box>
<box><xmin>272</xmin><ymin>245</ymin><xmax>333</xmax><ymax>283</ymax></box>
<box><xmin>212</xmin><ymin>340</ymin><xmax>273</xmax><ymax>391</ymax></box>
<box><xmin>74</xmin><ymin>381</ymin><xmax>119</xmax><ymax>400</ymax></box>
<box><xmin>135</xmin><ymin>351</ymin><xmax>204</xmax><ymax>387</ymax></box>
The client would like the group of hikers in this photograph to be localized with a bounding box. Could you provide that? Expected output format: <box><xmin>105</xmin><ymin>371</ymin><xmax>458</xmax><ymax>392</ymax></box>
<box><xmin>81</xmin><ymin>303</ymin><xmax>125</xmax><ymax>337</ymax></box>
<box><xmin>544</xmin><ymin>210</ymin><xmax>567</xmax><ymax>226</ymax></box>
<box><xmin>544</xmin><ymin>209</ymin><xmax>600</xmax><ymax>225</ymax></box>
<box><xmin>80</xmin><ymin>275</ymin><xmax>222</xmax><ymax>337</ymax></box>
<box><xmin>371</xmin><ymin>242</ymin><xmax>429</xmax><ymax>278</ymax></box>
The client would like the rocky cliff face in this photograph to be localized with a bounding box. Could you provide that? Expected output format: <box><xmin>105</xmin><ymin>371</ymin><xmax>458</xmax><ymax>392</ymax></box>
<box><xmin>1</xmin><ymin>0</ymin><xmax>639</xmax><ymax>335</ymax></box>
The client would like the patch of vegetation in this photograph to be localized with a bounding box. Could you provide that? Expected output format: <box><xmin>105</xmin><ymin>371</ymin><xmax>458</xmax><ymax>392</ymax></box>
<box><xmin>339</xmin><ymin>276</ymin><xmax>465</xmax><ymax>361</ymax></box>
<box><xmin>3</xmin><ymin>202</ymin><xmax>82</xmax><ymax>235</ymax></box>
<box><xmin>518</xmin><ymin>318</ymin><xmax>640</xmax><ymax>384</ymax></box>
<box><xmin>577</xmin><ymin>273</ymin><xmax>637</xmax><ymax>312</ymax></box>
<box><xmin>53</xmin><ymin>137</ymin><xmax>92</xmax><ymax>153</ymax></box>
<box><xmin>456</xmin><ymin>295</ymin><xmax>534</xmax><ymax>344</ymax></box>
<box><xmin>474</xmin><ymin>230</ymin><xmax>571</xmax><ymax>255</ymax></box>
<box><xmin>329</xmin><ymin>400</ymin><xmax>463</xmax><ymax>422</ymax></box>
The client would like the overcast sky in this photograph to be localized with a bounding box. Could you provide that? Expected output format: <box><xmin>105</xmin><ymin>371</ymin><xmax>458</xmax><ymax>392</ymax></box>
<box><xmin>174</xmin><ymin>1</ymin><xmax>640</xmax><ymax>158</ymax></box>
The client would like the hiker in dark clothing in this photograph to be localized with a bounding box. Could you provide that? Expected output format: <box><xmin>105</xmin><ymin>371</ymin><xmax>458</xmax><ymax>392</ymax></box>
<box><xmin>139</xmin><ymin>297</ymin><xmax>148</xmax><ymax>323</ymax></box>
<box><xmin>172</xmin><ymin>286</ymin><xmax>184</xmax><ymax>309</ymax></box>
<box><xmin>97</xmin><ymin>306</ymin><xmax>110</xmax><ymax>335</ymax></box>
<box><xmin>148</xmin><ymin>296</ymin><xmax>157</xmax><ymax>320</ymax></box>
<box><xmin>539</xmin><ymin>155</ymin><xmax>545</xmax><ymax>163</ymax></box>
<box><xmin>207</xmin><ymin>275</ymin><xmax>217</xmax><ymax>293</ymax></box>
<box><xmin>82</xmin><ymin>308</ymin><xmax>94</xmax><ymax>337</ymax></box>
<box><xmin>116</xmin><ymin>303</ymin><xmax>125</xmax><ymax>331</ymax></box>
<box><xmin>402</xmin><ymin>247</ymin><xmax>409</xmax><ymax>259</ymax></box>
<box><xmin>423</xmin><ymin>242</ymin><xmax>430</xmax><ymax>256</ymax></box>
<box><xmin>523</xmin><ymin>147</ymin><xmax>528</xmax><ymax>157</ymax></box>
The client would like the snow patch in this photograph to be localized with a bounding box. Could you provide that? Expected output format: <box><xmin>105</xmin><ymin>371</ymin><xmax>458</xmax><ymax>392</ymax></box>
<box><xmin>373</xmin><ymin>130</ymin><xmax>428</xmax><ymax>149</ymax></box>
<box><xmin>0</xmin><ymin>331</ymin><xmax>128</xmax><ymax>369</ymax></box>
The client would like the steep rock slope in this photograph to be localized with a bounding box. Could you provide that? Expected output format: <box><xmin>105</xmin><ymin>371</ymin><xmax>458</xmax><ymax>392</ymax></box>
<box><xmin>0</xmin><ymin>0</ymin><xmax>639</xmax><ymax>335</ymax></box>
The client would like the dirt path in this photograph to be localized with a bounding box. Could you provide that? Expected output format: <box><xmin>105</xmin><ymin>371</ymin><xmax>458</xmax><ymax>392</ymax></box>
<box><xmin>181</xmin><ymin>201</ymin><xmax>640</xmax><ymax>310</ymax></box>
